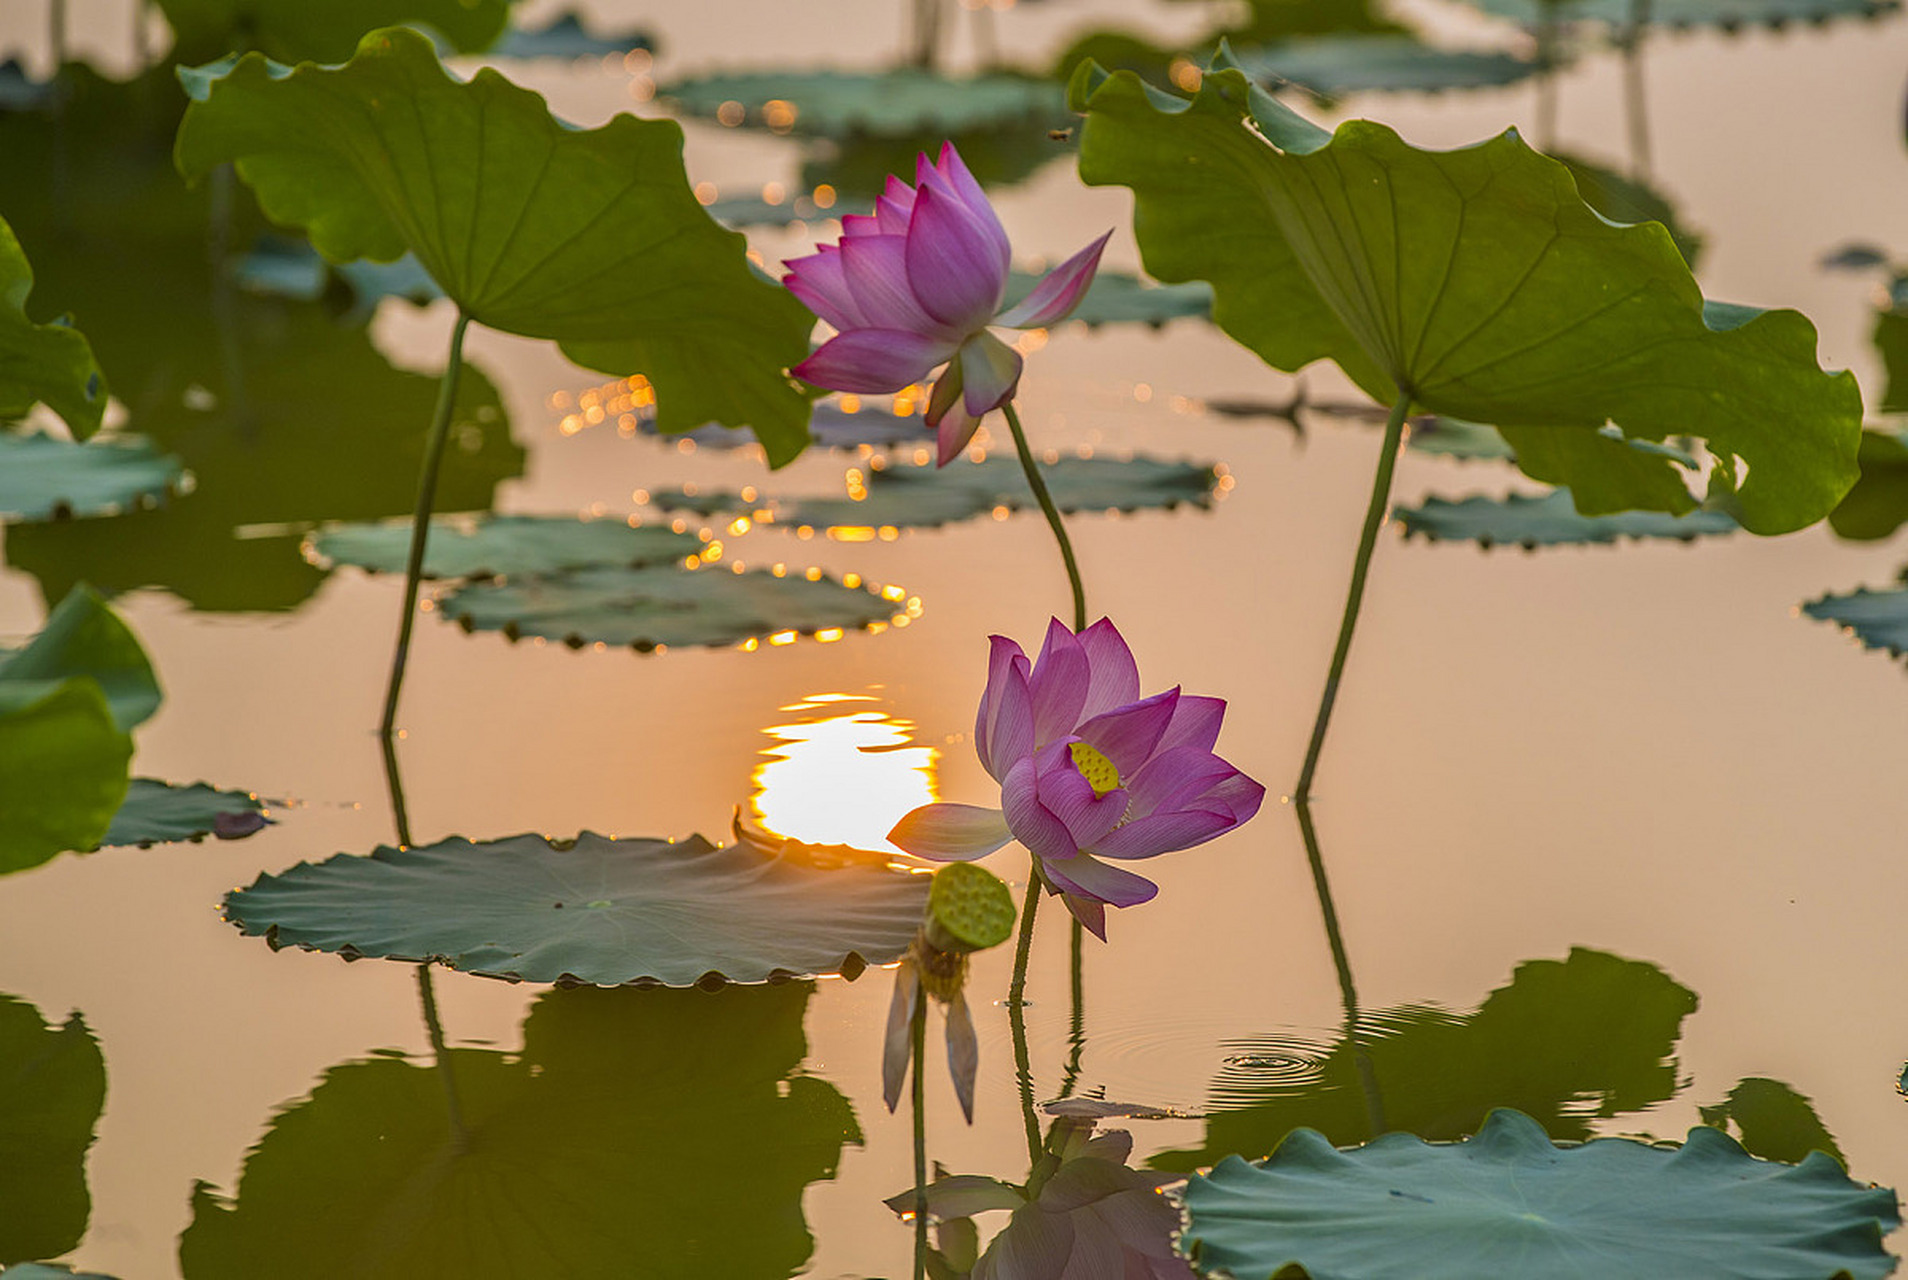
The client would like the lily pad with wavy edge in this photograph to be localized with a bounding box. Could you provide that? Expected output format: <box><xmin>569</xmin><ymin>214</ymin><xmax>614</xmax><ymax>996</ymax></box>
<box><xmin>1182</xmin><ymin>1109</ymin><xmax>1900</xmax><ymax>1280</ymax></box>
<box><xmin>1009</xmin><ymin>268</ymin><xmax>1213</xmax><ymax>330</ymax></box>
<box><xmin>307</xmin><ymin>515</ymin><xmax>700</xmax><ymax>580</ymax></box>
<box><xmin>660</xmin><ymin>68</ymin><xmax>1066</xmax><ymax>138</ymax></box>
<box><xmin>100</xmin><ymin>780</ymin><xmax>268</xmax><ymax>848</ymax></box>
<box><xmin>175</xmin><ymin>28</ymin><xmax>816</xmax><ymax>465</ymax></box>
<box><xmin>438</xmin><ymin>564</ymin><xmax>900</xmax><ymax>650</ymax></box>
<box><xmin>1462</xmin><ymin>0</ymin><xmax>1897</xmax><ymax>30</ymax></box>
<box><xmin>0</xmin><ymin>433</ymin><xmax>188</xmax><ymax>524</ymax></box>
<box><xmin>222</xmin><ymin>831</ymin><xmax>928</xmax><ymax>986</ymax></box>
<box><xmin>490</xmin><ymin>11</ymin><xmax>654</xmax><ymax>59</ymax></box>
<box><xmin>638</xmin><ymin>398</ymin><xmax>937</xmax><ymax>453</ymax></box>
<box><xmin>153</xmin><ymin>0</ymin><xmax>513</xmax><ymax>65</ymax></box>
<box><xmin>1229</xmin><ymin>35</ymin><xmax>1541</xmax><ymax>99</ymax></box>
<box><xmin>0</xmin><ymin>995</ymin><xmax>106</xmax><ymax>1266</ymax></box>
<box><xmin>179</xmin><ymin>983</ymin><xmax>858</xmax><ymax>1280</ymax></box>
<box><xmin>1069</xmin><ymin>59</ymin><xmax>1862</xmax><ymax>531</ymax></box>
<box><xmin>1396</xmin><ymin>490</ymin><xmax>1738</xmax><ymax>548</ymax></box>
<box><xmin>1801</xmin><ymin>584</ymin><xmax>1908</xmax><ymax>659</ymax></box>
<box><xmin>0</xmin><ymin>219</ymin><xmax>105</xmax><ymax>440</ymax></box>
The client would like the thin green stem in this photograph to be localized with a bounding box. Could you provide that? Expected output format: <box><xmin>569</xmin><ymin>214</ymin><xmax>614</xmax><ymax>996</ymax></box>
<box><xmin>1007</xmin><ymin>863</ymin><xmax>1043</xmax><ymax>1166</ymax></box>
<box><xmin>1002</xmin><ymin>402</ymin><xmax>1087</xmax><ymax>633</ymax></box>
<box><xmin>911</xmin><ymin>990</ymin><xmax>928</xmax><ymax>1280</ymax></box>
<box><xmin>1058</xmin><ymin>917</ymin><xmax>1085</xmax><ymax>1099</ymax></box>
<box><xmin>416</xmin><ymin>964</ymin><xmax>469</xmax><ymax>1151</ymax></box>
<box><xmin>379</xmin><ymin>310</ymin><xmax>471</xmax><ymax>739</ymax></box>
<box><xmin>1294</xmin><ymin>391</ymin><xmax>1410</xmax><ymax>804</ymax></box>
<box><xmin>381</xmin><ymin>731</ymin><xmax>413</xmax><ymax>849</ymax></box>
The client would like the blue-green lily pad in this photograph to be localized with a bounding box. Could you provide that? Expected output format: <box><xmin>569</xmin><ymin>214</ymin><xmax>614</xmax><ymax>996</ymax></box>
<box><xmin>1397</xmin><ymin>490</ymin><xmax>1739</xmax><ymax>548</ymax></box>
<box><xmin>1462</xmin><ymin>0</ymin><xmax>1897</xmax><ymax>30</ymax></box>
<box><xmin>1008</xmin><ymin>268</ymin><xmax>1213</xmax><ymax>330</ymax></box>
<box><xmin>660</xmin><ymin>69</ymin><xmax>1066</xmax><ymax>138</ymax></box>
<box><xmin>223</xmin><ymin>831</ymin><xmax>928</xmax><ymax>986</ymax></box>
<box><xmin>639</xmin><ymin>398</ymin><xmax>936</xmax><ymax>453</ymax></box>
<box><xmin>705</xmin><ymin>192</ymin><xmax>870</xmax><ymax>229</ymax></box>
<box><xmin>0</xmin><ymin>432</ymin><xmax>188</xmax><ymax>523</ymax></box>
<box><xmin>438</xmin><ymin>564</ymin><xmax>900</xmax><ymax>650</ymax></box>
<box><xmin>0</xmin><ymin>995</ymin><xmax>106</xmax><ymax>1266</ymax></box>
<box><xmin>0</xmin><ymin>218</ymin><xmax>105</xmax><ymax>440</ymax></box>
<box><xmin>100</xmin><ymin>779</ymin><xmax>269</xmax><ymax>848</ymax></box>
<box><xmin>1</xmin><ymin>1266</ymin><xmax>120</xmax><ymax>1279</ymax></box>
<box><xmin>490</xmin><ymin>12</ymin><xmax>655</xmax><ymax>59</ymax></box>
<box><xmin>1229</xmin><ymin>35</ymin><xmax>1542</xmax><ymax>99</ymax></box>
<box><xmin>1181</xmin><ymin>1109</ymin><xmax>1901</xmax><ymax>1280</ymax></box>
<box><xmin>0</xmin><ymin>62</ymin><xmax>60</xmax><ymax>112</ymax></box>
<box><xmin>307</xmin><ymin>514</ymin><xmax>701</xmax><ymax>580</ymax></box>
<box><xmin>1801</xmin><ymin>583</ymin><xmax>1908</xmax><ymax>659</ymax></box>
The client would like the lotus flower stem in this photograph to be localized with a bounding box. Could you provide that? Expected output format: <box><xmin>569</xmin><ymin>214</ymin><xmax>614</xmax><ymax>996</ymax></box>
<box><xmin>381</xmin><ymin>732</ymin><xmax>413</xmax><ymax>849</ymax></box>
<box><xmin>1008</xmin><ymin>870</ymin><xmax>1043</xmax><ymax>1166</ymax></box>
<box><xmin>379</xmin><ymin>309</ymin><xmax>471</xmax><ymax>739</ymax></box>
<box><xmin>415</xmin><ymin>964</ymin><xmax>469</xmax><ymax>1152</ymax></box>
<box><xmin>1002</xmin><ymin>402</ymin><xmax>1087</xmax><ymax>633</ymax></box>
<box><xmin>911</xmin><ymin>990</ymin><xmax>928</xmax><ymax>1280</ymax></box>
<box><xmin>1294</xmin><ymin>391</ymin><xmax>1410</xmax><ymax>803</ymax></box>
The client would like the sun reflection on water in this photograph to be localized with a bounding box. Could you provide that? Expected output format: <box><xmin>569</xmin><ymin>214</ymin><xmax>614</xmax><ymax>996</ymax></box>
<box><xmin>750</xmin><ymin>692</ymin><xmax>938</xmax><ymax>854</ymax></box>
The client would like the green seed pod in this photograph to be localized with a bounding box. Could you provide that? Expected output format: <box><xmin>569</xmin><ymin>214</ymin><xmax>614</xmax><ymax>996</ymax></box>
<box><xmin>923</xmin><ymin>862</ymin><xmax>1015</xmax><ymax>956</ymax></box>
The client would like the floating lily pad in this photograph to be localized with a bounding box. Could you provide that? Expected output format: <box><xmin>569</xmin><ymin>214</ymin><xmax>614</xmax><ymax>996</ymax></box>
<box><xmin>1402</xmin><ymin>416</ymin><xmax>1517</xmax><ymax>460</ymax></box>
<box><xmin>1801</xmin><ymin>584</ymin><xmax>1908</xmax><ymax>658</ymax></box>
<box><xmin>308</xmin><ymin>515</ymin><xmax>701</xmax><ymax>580</ymax></box>
<box><xmin>1700</xmin><ymin>1078</ymin><xmax>1845</xmax><ymax>1167</ymax></box>
<box><xmin>1396</xmin><ymin>490</ymin><xmax>1739</xmax><ymax>548</ymax></box>
<box><xmin>705</xmin><ymin>192</ymin><xmax>869</xmax><ymax>229</ymax></box>
<box><xmin>1181</xmin><ymin>1109</ymin><xmax>1900</xmax><ymax>1280</ymax></box>
<box><xmin>0</xmin><ymin>61</ymin><xmax>60</xmax><ymax>112</ymax></box>
<box><xmin>100</xmin><ymin>779</ymin><xmax>269</xmax><ymax>848</ymax></box>
<box><xmin>176</xmin><ymin>28</ymin><xmax>816</xmax><ymax>464</ymax></box>
<box><xmin>154</xmin><ymin>0</ymin><xmax>515</xmax><ymax>65</ymax></box>
<box><xmin>660</xmin><ymin>69</ymin><xmax>1066</xmax><ymax>138</ymax></box>
<box><xmin>438</xmin><ymin>564</ymin><xmax>899</xmax><ymax>650</ymax></box>
<box><xmin>1462</xmin><ymin>0</ymin><xmax>1897</xmax><ymax>30</ymax></box>
<box><xmin>639</xmin><ymin>398</ymin><xmax>937</xmax><ymax>453</ymax></box>
<box><xmin>0</xmin><ymin>432</ymin><xmax>187</xmax><ymax>523</ymax></box>
<box><xmin>800</xmin><ymin>120</ymin><xmax>1070</xmax><ymax>197</ymax></box>
<box><xmin>223</xmin><ymin>831</ymin><xmax>928</xmax><ymax>986</ymax></box>
<box><xmin>1</xmin><ymin>1265</ymin><xmax>120</xmax><ymax>1279</ymax></box>
<box><xmin>1008</xmin><ymin>268</ymin><xmax>1212</xmax><ymax>330</ymax></box>
<box><xmin>490</xmin><ymin>11</ymin><xmax>655</xmax><ymax>59</ymax></box>
<box><xmin>1070</xmin><ymin>59</ymin><xmax>1861</xmax><ymax>531</ymax></box>
<box><xmin>180</xmin><ymin>982</ymin><xmax>859</xmax><ymax>1280</ymax></box>
<box><xmin>1230</xmin><ymin>35</ymin><xmax>1542</xmax><ymax>99</ymax></box>
<box><xmin>0</xmin><ymin>995</ymin><xmax>106</xmax><ymax>1266</ymax></box>
<box><xmin>0</xmin><ymin>218</ymin><xmax>105</xmax><ymax>440</ymax></box>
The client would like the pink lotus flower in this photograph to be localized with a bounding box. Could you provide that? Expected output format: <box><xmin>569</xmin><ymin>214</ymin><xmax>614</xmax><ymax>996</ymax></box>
<box><xmin>889</xmin><ymin>619</ymin><xmax>1264</xmax><ymax>938</ymax></box>
<box><xmin>782</xmin><ymin>143</ymin><xmax>1111</xmax><ymax>466</ymax></box>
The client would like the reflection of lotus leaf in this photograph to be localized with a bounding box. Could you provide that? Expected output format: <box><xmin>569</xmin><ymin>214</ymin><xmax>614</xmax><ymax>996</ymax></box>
<box><xmin>308</xmin><ymin>514</ymin><xmax>701</xmax><ymax>580</ymax></box>
<box><xmin>1156</xmin><ymin>948</ymin><xmax>1698</xmax><ymax>1171</ymax></box>
<box><xmin>1801</xmin><ymin>583</ymin><xmax>1908</xmax><ymax>660</ymax></box>
<box><xmin>1071</xmin><ymin>59</ymin><xmax>1862</xmax><ymax>531</ymax></box>
<box><xmin>0</xmin><ymin>433</ymin><xmax>187</xmax><ymax>524</ymax></box>
<box><xmin>1396</xmin><ymin>490</ymin><xmax>1739</xmax><ymax>548</ymax></box>
<box><xmin>224</xmin><ymin>831</ymin><xmax>929</xmax><ymax>986</ymax></box>
<box><xmin>661</xmin><ymin>69</ymin><xmax>1066</xmax><ymax>137</ymax></box>
<box><xmin>0</xmin><ymin>994</ymin><xmax>106</xmax><ymax>1266</ymax></box>
<box><xmin>1182</xmin><ymin>1109</ymin><xmax>1901</xmax><ymax>1280</ymax></box>
<box><xmin>181</xmin><ymin>982</ymin><xmax>861</xmax><ymax>1279</ymax></box>
<box><xmin>1229</xmin><ymin>35</ymin><xmax>1541</xmax><ymax>99</ymax></box>
<box><xmin>438</xmin><ymin>564</ymin><xmax>899</xmax><ymax>650</ymax></box>
<box><xmin>0</xmin><ymin>220</ymin><xmax>105</xmax><ymax>439</ymax></box>
<box><xmin>1700</xmin><ymin>1077</ymin><xmax>1845</xmax><ymax>1167</ymax></box>
<box><xmin>100</xmin><ymin>779</ymin><xmax>267</xmax><ymax>848</ymax></box>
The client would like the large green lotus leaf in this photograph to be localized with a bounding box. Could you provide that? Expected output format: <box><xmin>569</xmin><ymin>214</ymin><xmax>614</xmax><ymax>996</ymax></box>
<box><xmin>1801</xmin><ymin>584</ymin><xmax>1908</xmax><ymax>659</ymax></box>
<box><xmin>0</xmin><ymin>219</ymin><xmax>104</xmax><ymax>440</ymax></box>
<box><xmin>1396</xmin><ymin>489</ymin><xmax>1738</xmax><ymax>548</ymax></box>
<box><xmin>1827</xmin><ymin>427</ymin><xmax>1908</xmax><ymax>540</ymax></box>
<box><xmin>0</xmin><ymin>432</ymin><xmax>187</xmax><ymax>524</ymax></box>
<box><xmin>223</xmin><ymin>831</ymin><xmax>928</xmax><ymax>986</ymax></box>
<box><xmin>1007</xmin><ymin>268</ymin><xmax>1213</xmax><ymax>330</ymax></box>
<box><xmin>1181</xmin><ymin>1110</ymin><xmax>1900</xmax><ymax>1280</ymax></box>
<box><xmin>0</xmin><ymin>681</ymin><xmax>131</xmax><ymax>876</ymax></box>
<box><xmin>1155</xmin><ymin>948</ymin><xmax>1696</xmax><ymax>1172</ymax></box>
<box><xmin>490</xmin><ymin>11</ymin><xmax>654</xmax><ymax>59</ymax></box>
<box><xmin>100</xmin><ymin>779</ymin><xmax>268</xmax><ymax>848</ymax></box>
<box><xmin>153</xmin><ymin>0</ymin><xmax>514</xmax><ymax>66</ymax></box>
<box><xmin>1700</xmin><ymin>1078</ymin><xmax>1845</xmax><ymax>1168</ymax></box>
<box><xmin>308</xmin><ymin>514</ymin><xmax>701</xmax><ymax>580</ymax></box>
<box><xmin>1068</xmin><ymin>61</ymin><xmax>1862</xmax><ymax>533</ymax></box>
<box><xmin>174</xmin><ymin>28</ymin><xmax>815</xmax><ymax>464</ymax></box>
<box><xmin>181</xmin><ymin>982</ymin><xmax>859</xmax><ymax>1279</ymax></box>
<box><xmin>1229</xmin><ymin>34</ymin><xmax>1540</xmax><ymax>99</ymax></box>
<box><xmin>0</xmin><ymin>995</ymin><xmax>106</xmax><ymax>1265</ymax></box>
<box><xmin>0</xmin><ymin>584</ymin><xmax>160</xmax><ymax>731</ymax></box>
<box><xmin>660</xmin><ymin>69</ymin><xmax>1066</xmax><ymax>138</ymax></box>
<box><xmin>1462</xmin><ymin>0</ymin><xmax>1897</xmax><ymax>30</ymax></box>
<box><xmin>1554</xmin><ymin>151</ymin><xmax>1703</xmax><ymax>269</ymax></box>
<box><xmin>437</xmin><ymin>564</ymin><xmax>899</xmax><ymax>650</ymax></box>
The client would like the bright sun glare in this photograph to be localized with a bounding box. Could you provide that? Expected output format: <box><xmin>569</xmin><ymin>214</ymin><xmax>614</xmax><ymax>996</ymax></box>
<box><xmin>750</xmin><ymin>692</ymin><xmax>938</xmax><ymax>853</ymax></box>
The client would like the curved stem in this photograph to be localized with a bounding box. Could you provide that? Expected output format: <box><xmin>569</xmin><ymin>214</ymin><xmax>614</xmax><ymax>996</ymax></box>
<box><xmin>1007</xmin><ymin>863</ymin><xmax>1043</xmax><ymax>1166</ymax></box>
<box><xmin>379</xmin><ymin>310</ymin><xmax>471</xmax><ymax>739</ymax></box>
<box><xmin>911</xmin><ymin>990</ymin><xmax>928</xmax><ymax>1280</ymax></box>
<box><xmin>1002</xmin><ymin>402</ymin><xmax>1087</xmax><ymax>633</ymax></box>
<box><xmin>1294</xmin><ymin>391</ymin><xmax>1410</xmax><ymax>804</ymax></box>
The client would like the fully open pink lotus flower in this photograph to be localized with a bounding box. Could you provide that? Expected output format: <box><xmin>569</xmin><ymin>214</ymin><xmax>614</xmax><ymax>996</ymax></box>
<box><xmin>782</xmin><ymin>143</ymin><xmax>1111</xmax><ymax>466</ymax></box>
<box><xmin>889</xmin><ymin>619</ymin><xmax>1264</xmax><ymax>938</ymax></box>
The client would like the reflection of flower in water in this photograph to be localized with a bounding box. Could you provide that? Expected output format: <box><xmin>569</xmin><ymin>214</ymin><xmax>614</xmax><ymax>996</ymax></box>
<box><xmin>888</xmin><ymin>1115</ymin><xmax>1194</xmax><ymax>1279</ymax></box>
<box><xmin>751</xmin><ymin>692</ymin><xmax>937</xmax><ymax>853</ymax></box>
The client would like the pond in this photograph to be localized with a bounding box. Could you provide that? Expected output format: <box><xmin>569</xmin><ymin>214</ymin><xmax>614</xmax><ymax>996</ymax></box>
<box><xmin>0</xmin><ymin>0</ymin><xmax>1905</xmax><ymax>1276</ymax></box>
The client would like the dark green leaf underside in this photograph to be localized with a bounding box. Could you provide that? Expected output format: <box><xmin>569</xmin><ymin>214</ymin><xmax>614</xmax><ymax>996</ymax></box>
<box><xmin>0</xmin><ymin>433</ymin><xmax>187</xmax><ymax>523</ymax></box>
<box><xmin>437</xmin><ymin>564</ymin><xmax>899</xmax><ymax>649</ymax></box>
<box><xmin>223</xmin><ymin>831</ymin><xmax>929</xmax><ymax>986</ymax></box>
<box><xmin>660</xmin><ymin>69</ymin><xmax>1066</xmax><ymax>137</ymax></box>
<box><xmin>1230</xmin><ymin>35</ymin><xmax>1541</xmax><ymax>97</ymax></box>
<box><xmin>309</xmin><ymin>514</ymin><xmax>701</xmax><ymax>580</ymax></box>
<box><xmin>1397</xmin><ymin>490</ymin><xmax>1738</xmax><ymax>547</ymax></box>
<box><xmin>100</xmin><ymin>779</ymin><xmax>267</xmax><ymax>848</ymax></box>
<box><xmin>1183</xmin><ymin>1109</ymin><xmax>1900</xmax><ymax>1280</ymax></box>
